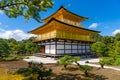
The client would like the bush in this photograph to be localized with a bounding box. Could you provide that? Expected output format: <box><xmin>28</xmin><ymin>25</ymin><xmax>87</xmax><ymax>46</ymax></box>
<box><xmin>16</xmin><ymin>55</ymin><xmax>25</xmax><ymax>60</ymax></box>
<box><xmin>79</xmin><ymin>65</ymin><xmax>92</xmax><ymax>77</ymax></box>
<box><xmin>114</xmin><ymin>58</ymin><xmax>120</xmax><ymax>65</ymax></box>
<box><xmin>99</xmin><ymin>59</ymin><xmax>106</xmax><ymax>68</ymax></box>
<box><xmin>99</xmin><ymin>57</ymin><xmax>115</xmax><ymax>68</ymax></box>
<box><xmin>103</xmin><ymin>57</ymin><xmax>114</xmax><ymax>65</ymax></box>
<box><xmin>3</xmin><ymin>54</ymin><xmax>17</xmax><ymax>61</ymax></box>
<box><xmin>17</xmin><ymin>62</ymin><xmax>52</xmax><ymax>80</ymax></box>
<box><xmin>57</xmin><ymin>55</ymin><xmax>73</xmax><ymax>69</ymax></box>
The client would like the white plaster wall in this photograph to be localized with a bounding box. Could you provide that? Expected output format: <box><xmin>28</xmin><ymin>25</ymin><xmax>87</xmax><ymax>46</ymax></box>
<box><xmin>78</xmin><ymin>50</ymin><xmax>82</xmax><ymax>53</ymax></box>
<box><xmin>72</xmin><ymin>45</ymin><xmax>77</xmax><ymax>49</ymax></box>
<box><xmin>45</xmin><ymin>45</ymin><xmax>49</xmax><ymax>54</ymax></box>
<box><xmin>65</xmin><ymin>50</ymin><xmax>71</xmax><ymax>54</ymax></box>
<box><xmin>57</xmin><ymin>50</ymin><xmax>64</xmax><ymax>54</ymax></box>
<box><xmin>78</xmin><ymin>45</ymin><xmax>81</xmax><ymax>49</ymax></box>
<box><xmin>86</xmin><ymin>50</ymin><xmax>90</xmax><ymax>52</ymax></box>
<box><xmin>82</xmin><ymin>46</ymin><xmax>85</xmax><ymax>49</ymax></box>
<box><xmin>72</xmin><ymin>50</ymin><xmax>77</xmax><ymax>53</ymax></box>
<box><xmin>57</xmin><ymin>45</ymin><xmax>64</xmax><ymax>49</ymax></box>
<box><xmin>82</xmin><ymin>50</ymin><xmax>86</xmax><ymax>53</ymax></box>
<box><xmin>86</xmin><ymin>46</ymin><xmax>90</xmax><ymax>49</ymax></box>
<box><xmin>65</xmin><ymin>45</ymin><xmax>71</xmax><ymax>49</ymax></box>
<box><xmin>50</xmin><ymin>45</ymin><xmax>56</xmax><ymax>54</ymax></box>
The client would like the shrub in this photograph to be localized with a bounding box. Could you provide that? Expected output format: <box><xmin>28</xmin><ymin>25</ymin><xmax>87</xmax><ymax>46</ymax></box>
<box><xmin>17</xmin><ymin>62</ymin><xmax>52</xmax><ymax>80</ymax></box>
<box><xmin>79</xmin><ymin>65</ymin><xmax>92</xmax><ymax>77</ymax></box>
<box><xmin>99</xmin><ymin>59</ymin><xmax>106</xmax><ymax>68</ymax></box>
<box><xmin>72</xmin><ymin>56</ymin><xmax>81</xmax><ymax>66</ymax></box>
<box><xmin>114</xmin><ymin>58</ymin><xmax>120</xmax><ymax>65</ymax></box>
<box><xmin>103</xmin><ymin>57</ymin><xmax>114</xmax><ymax>65</ymax></box>
<box><xmin>4</xmin><ymin>54</ymin><xmax>17</xmax><ymax>61</ymax></box>
<box><xmin>57</xmin><ymin>55</ymin><xmax>73</xmax><ymax>69</ymax></box>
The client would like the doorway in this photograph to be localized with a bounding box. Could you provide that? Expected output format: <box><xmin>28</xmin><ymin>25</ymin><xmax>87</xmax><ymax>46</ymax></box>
<box><xmin>40</xmin><ymin>45</ymin><xmax>45</xmax><ymax>53</ymax></box>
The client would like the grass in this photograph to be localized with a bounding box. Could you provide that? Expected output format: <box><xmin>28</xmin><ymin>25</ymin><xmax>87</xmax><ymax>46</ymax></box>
<box><xmin>0</xmin><ymin>68</ymin><xmax>24</xmax><ymax>80</ymax></box>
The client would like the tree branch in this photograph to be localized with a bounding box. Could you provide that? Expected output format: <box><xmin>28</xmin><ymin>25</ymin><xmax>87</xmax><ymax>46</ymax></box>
<box><xmin>0</xmin><ymin>2</ymin><xmax>27</xmax><ymax>9</ymax></box>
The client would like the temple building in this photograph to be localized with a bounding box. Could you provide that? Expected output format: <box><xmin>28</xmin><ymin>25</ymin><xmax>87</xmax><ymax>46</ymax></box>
<box><xmin>29</xmin><ymin>6</ymin><xmax>99</xmax><ymax>57</ymax></box>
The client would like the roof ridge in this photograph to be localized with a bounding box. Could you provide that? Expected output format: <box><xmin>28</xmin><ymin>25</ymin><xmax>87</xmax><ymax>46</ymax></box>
<box><xmin>42</xmin><ymin>6</ymin><xmax>88</xmax><ymax>22</ymax></box>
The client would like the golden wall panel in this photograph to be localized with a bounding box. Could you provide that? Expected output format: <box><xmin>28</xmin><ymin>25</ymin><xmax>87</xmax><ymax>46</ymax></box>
<box><xmin>56</xmin><ymin>30</ymin><xmax>94</xmax><ymax>41</ymax></box>
<box><xmin>36</xmin><ymin>30</ymin><xmax>56</xmax><ymax>41</ymax></box>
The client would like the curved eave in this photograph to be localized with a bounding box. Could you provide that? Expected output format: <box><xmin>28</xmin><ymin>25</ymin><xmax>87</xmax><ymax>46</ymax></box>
<box><xmin>29</xmin><ymin>18</ymin><xmax>100</xmax><ymax>34</ymax></box>
<box><xmin>28</xmin><ymin>21</ymin><xmax>51</xmax><ymax>34</ymax></box>
<box><xmin>42</xmin><ymin>6</ymin><xmax>88</xmax><ymax>22</ymax></box>
<box><xmin>51</xmin><ymin>18</ymin><xmax>100</xmax><ymax>33</ymax></box>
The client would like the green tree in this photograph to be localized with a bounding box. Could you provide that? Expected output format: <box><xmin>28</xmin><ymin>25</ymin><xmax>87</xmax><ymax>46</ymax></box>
<box><xmin>16</xmin><ymin>41</ymin><xmax>26</xmax><ymax>54</ymax></box>
<box><xmin>115</xmin><ymin>33</ymin><xmax>120</xmax><ymax>41</ymax></box>
<box><xmin>91</xmin><ymin>42</ymin><xmax>107</xmax><ymax>57</ymax></box>
<box><xmin>99</xmin><ymin>59</ymin><xmax>106</xmax><ymax>68</ymax></box>
<box><xmin>0</xmin><ymin>38</ymin><xmax>10</xmax><ymax>58</ymax></box>
<box><xmin>114</xmin><ymin>58</ymin><xmax>120</xmax><ymax>65</ymax></box>
<box><xmin>79</xmin><ymin>65</ymin><xmax>92</xmax><ymax>77</ymax></box>
<box><xmin>72</xmin><ymin>56</ymin><xmax>81</xmax><ymax>66</ymax></box>
<box><xmin>57</xmin><ymin>55</ymin><xmax>73</xmax><ymax>69</ymax></box>
<box><xmin>0</xmin><ymin>0</ymin><xmax>54</xmax><ymax>22</ymax></box>
<box><xmin>25</xmin><ymin>41</ymin><xmax>40</xmax><ymax>54</ymax></box>
<box><xmin>90</xmin><ymin>33</ymin><xmax>102</xmax><ymax>42</ymax></box>
<box><xmin>101</xmin><ymin>36</ymin><xmax>114</xmax><ymax>45</ymax></box>
<box><xmin>108</xmin><ymin>41</ymin><xmax>120</xmax><ymax>60</ymax></box>
<box><xmin>8</xmin><ymin>38</ymin><xmax>18</xmax><ymax>53</ymax></box>
<box><xmin>18</xmin><ymin>62</ymin><xmax>52</xmax><ymax>80</ymax></box>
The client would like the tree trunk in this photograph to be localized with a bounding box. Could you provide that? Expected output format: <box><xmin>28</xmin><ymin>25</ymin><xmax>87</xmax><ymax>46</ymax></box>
<box><xmin>101</xmin><ymin>64</ymin><xmax>104</xmax><ymax>68</ymax></box>
<box><xmin>64</xmin><ymin>65</ymin><xmax>67</xmax><ymax>69</ymax></box>
<box><xmin>85</xmin><ymin>70</ymin><xmax>89</xmax><ymax>77</ymax></box>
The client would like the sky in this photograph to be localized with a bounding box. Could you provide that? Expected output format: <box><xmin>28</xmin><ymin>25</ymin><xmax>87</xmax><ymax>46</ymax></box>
<box><xmin>0</xmin><ymin>0</ymin><xmax>120</xmax><ymax>41</ymax></box>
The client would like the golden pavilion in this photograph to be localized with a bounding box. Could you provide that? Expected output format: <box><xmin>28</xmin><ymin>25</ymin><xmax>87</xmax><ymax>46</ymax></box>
<box><xmin>29</xmin><ymin>6</ymin><xmax>99</xmax><ymax>57</ymax></box>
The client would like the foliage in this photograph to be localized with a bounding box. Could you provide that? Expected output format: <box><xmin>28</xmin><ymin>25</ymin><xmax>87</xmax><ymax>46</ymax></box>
<box><xmin>90</xmin><ymin>33</ymin><xmax>102</xmax><ymax>42</ymax></box>
<box><xmin>99</xmin><ymin>59</ymin><xmax>106</xmax><ymax>68</ymax></box>
<box><xmin>57</xmin><ymin>55</ymin><xmax>73</xmax><ymax>69</ymax></box>
<box><xmin>103</xmin><ymin>57</ymin><xmax>114</xmax><ymax>65</ymax></box>
<box><xmin>71</xmin><ymin>56</ymin><xmax>81</xmax><ymax>66</ymax></box>
<box><xmin>16</xmin><ymin>41</ymin><xmax>26</xmax><ymax>54</ymax></box>
<box><xmin>0</xmin><ymin>38</ymin><xmax>40</xmax><ymax>61</ymax></box>
<box><xmin>57</xmin><ymin>55</ymin><xmax>81</xmax><ymax>69</ymax></box>
<box><xmin>0</xmin><ymin>0</ymin><xmax>54</xmax><ymax>22</ymax></box>
<box><xmin>25</xmin><ymin>41</ymin><xmax>40</xmax><ymax>54</ymax></box>
<box><xmin>79</xmin><ymin>65</ymin><xmax>92</xmax><ymax>77</ymax></box>
<box><xmin>114</xmin><ymin>58</ymin><xmax>120</xmax><ymax>65</ymax></box>
<box><xmin>1</xmin><ymin>54</ymin><xmax>25</xmax><ymax>61</ymax></box>
<box><xmin>108</xmin><ymin>41</ymin><xmax>120</xmax><ymax>60</ymax></box>
<box><xmin>3</xmin><ymin>55</ymin><xmax>16</xmax><ymax>61</ymax></box>
<box><xmin>101</xmin><ymin>36</ymin><xmax>114</xmax><ymax>45</ymax></box>
<box><xmin>0</xmin><ymin>38</ymin><xmax>10</xmax><ymax>58</ymax></box>
<box><xmin>98</xmin><ymin>58</ymin><xmax>114</xmax><ymax>68</ymax></box>
<box><xmin>115</xmin><ymin>33</ymin><xmax>120</xmax><ymax>41</ymax></box>
<box><xmin>8</xmin><ymin>38</ymin><xmax>18</xmax><ymax>53</ymax></box>
<box><xmin>18</xmin><ymin>62</ymin><xmax>52</xmax><ymax>80</ymax></box>
<box><xmin>91</xmin><ymin>42</ymin><xmax>107</xmax><ymax>57</ymax></box>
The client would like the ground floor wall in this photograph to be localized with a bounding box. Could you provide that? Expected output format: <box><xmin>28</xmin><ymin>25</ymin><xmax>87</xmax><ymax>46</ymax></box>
<box><xmin>38</xmin><ymin>39</ymin><xmax>92</xmax><ymax>56</ymax></box>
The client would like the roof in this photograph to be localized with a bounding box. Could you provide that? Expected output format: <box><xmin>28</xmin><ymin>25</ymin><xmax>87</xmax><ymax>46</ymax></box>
<box><xmin>29</xmin><ymin>18</ymin><xmax>100</xmax><ymax>34</ymax></box>
<box><xmin>42</xmin><ymin>6</ymin><xmax>88</xmax><ymax>22</ymax></box>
